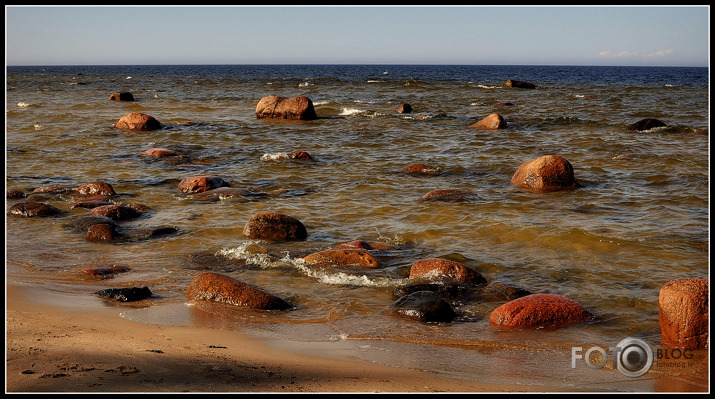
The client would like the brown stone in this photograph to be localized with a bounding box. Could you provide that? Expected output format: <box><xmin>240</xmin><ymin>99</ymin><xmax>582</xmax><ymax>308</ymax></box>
<box><xmin>89</xmin><ymin>204</ymin><xmax>141</xmax><ymax>221</ymax></box>
<box><xmin>397</xmin><ymin>163</ymin><xmax>440</xmax><ymax>175</ymax></box>
<box><xmin>469</xmin><ymin>113</ymin><xmax>507</xmax><ymax>130</ymax></box>
<box><xmin>71</xmin><ymin>195</ymin><xmax>113</xmax><ymax>209</ymax></box>
<box><xmin>115</xmin><ymin>112</ymin><xmax>162</xmax><ymax>131</ymax></box>
<box><xmin>109</xmin><ymin>92</ymin><xmax>134</xmax><ymax>101</ymax></box>
<box><xmin>178</xmin><ymin>176</ymin><xmax>229</xmax><ymax>193</ymax></box>
<box><xmin>303</xmin><ymin>249</ymin><xmax>381</xmax><ymax>269</ymax></box>
<box><xmin>7</xmin><ymin>201</ymin><xmax>61</xmax><ymax>217</ymax></box>
<box><xmin>6</xmin><ymin>190</ymin><xmax>26</xmax><ymax>199</ymax></box>
<box><xmin>242</xmin><ymin>211</ymin><xmax>307</xmax><ymax>240</ymax></box>
<box><xmin>489</xmin><ymin>293</ymin><xmax>594</xmax><ymax>328</ymax></box>
<box><xmin>76</xmin><ymin>182</ymin><xmax>117</xmax><ymax>197</ymax></box>
<box><xmin>80</xmin><ymin>264</ymin><xmax>131</xmax><ymax>277</ymax></box>
<box><xmin>419</xmin><ymin>189</ymin><xmax>479</xmax><ymax>202</ymax></box>
<box><xmin>409</xmin><ymin>259</ymin><xmax>487</xmax><ymax>285</ymax></box>
<box><xmin>396</xmin><ymin>103</ymin><xmax>413</xmax><ymax>113</ymax></box>
<box><xmin>659</xmin><ymin>279</ymin><xmax>709</xmax><ymax>349</ymax></box>
<box><xmin>141</xmin><ymin>148</ymin><xmax>181</xmax><ymax>157</ymax></box>
<box><xmin>480</xmin><ymin>281</ymin><xmax>532</xmax><ymax>301</ymax></box>
<box><xmin>504</xmin><ymin>79</ymin><xmax>536</xmax><ymax>89</ymax></box>
<box><xmin>290</xmin><ymin>151</ymin><xmax>314</xmax><ymax>161</ymax></box>
<box><xmin>32</xmin><ymin>184</ymin><xmax>77</xmax><ymax>195</ymax></box>
<box><xmin>186</xmin><ymin>272</ymin><xmax>292</xmax><ymax>310</ymax></box>
<box><xmin>510</xmin><ymin>155</ymin><xmax>581</xmax><ymax>192</ymax></box>
<box><xmin>255</xmin><ymin>95</ymin><xmax>317</xmax><ymax>120</ymax></box>
<box><xmin>84</xmin><ymin>223</ymin><xmax>120</xmax><ymax>241</ymax></box>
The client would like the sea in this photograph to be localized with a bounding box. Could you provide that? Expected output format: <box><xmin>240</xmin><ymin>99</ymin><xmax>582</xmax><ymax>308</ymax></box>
<box><xmin>5</xmin><ymin>64</ymin><xmax>710</xmax><ymax>391</ymax></box>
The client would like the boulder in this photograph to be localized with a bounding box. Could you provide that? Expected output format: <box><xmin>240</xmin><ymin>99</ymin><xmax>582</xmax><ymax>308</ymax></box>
<box><xmin>178</xmin><ymin>176</ymin><xmax>229</xmax><ymax>193</ymax></box>
<box><xmin>187</xmin><ymin>272</ymin><xmax>292</xmax><ymax>310</ymax></box>
<box><xmin>255</xmin><ymin>95</ymin><xmax>317</xmax><ymax>120</ymax></box>
<box><xmin>659</xmin><ymin>279</ymin><xmax>709</xmax><ymax>349</ymax></box>
<box><xmin>409</xmin><ymin>258</ymin><xmax>487</xmax><ymax>285</ymax></box>
<box><xmin>89</xmin><ymin>204</ymin><xmax>142</xmax><ymax>221</ymax></box>
<box><xmin>628</xmin><ymin>118</ymin><xmax>667</xmax><ymax>131</ymax></box>
<box><xmin>64</xmin><ymin>215</ymin><xmax>120</xmax><ymax>232</ymax></box>
<box><xmin>7</xmin><ymin>201</ymin><xmax>61</xmax><ymax>217</ymax></box>
<box><xmin>510</xmin><ymin>155</ymin><xmax>581</xmax><ymax>192</ymax></box>
<box><xmin>469</xmin><ymin>113</ymin><xmax>507</xmax><ymax>130</ymax></box>
<box><xmin>392</xmin><ymin>281</ymin><xmax>472</xmax><ymax>303</ymax></box>
<box><xmin>385</xmin><ymin>290</ymin><xmax>457</xmax><ymax>323</ymax></box>
<box><xmin>396</xmin><ymin>103</ymin><xmax>413</xmax><ymax>113</ymax></box>
<box><xmin>84</xmin><ymin>223</ymin><xmax>120</xmax><ymax>241</ymax></box>
<box><xmin>290</xmin><ymin>151</ymin><xmax>314</xmax><ymax>161</ymax></box>
<box><xmin>489</xmin><ymin>293</ymin><xmax>594</xmax><ymax>328</ymax></box>
<box><xmin>115</xmin><ymin>112</ymin><xmax>162</xmax><ymax>131</ymax></box>
<box><xmin>397</xmin><ymin>163</ymin><xmax>440</xmax><ymax>175</ymax></box>
<box><xmin>76</xmin><ymin>181</ymin><xmax>117</xmax><ymax>197</ymax></box>
<box><xmin>504</xmin><ymin>79</ymin><xmax>536</xmax><ymax>89</ymax></box>
<box><xmin>95</xmin><ymin>286</ymin><xmax>152</xmax><ymax>302</ymax></box>
<box><xmin>419</xmin><ymin>189</ymin><xmax>479</xmax><ymax>202</ymax></box>
<box><xmin>109</xmin><ymin>92</ymin><xmax>135</xmax><ymax>101</ymax></box>
<box><xmin>242</xmin><ymin>211</ymin><xmax>307</xmax><ymax>240</ymax></box>
<box><xmin>80</xmin><ymin>264</ymin><xmax>131</xmax><ymax>277</ymax></box>
<box><xmin>302</xmin><ymin>249</ymin><xmax>381</xmax><ymax>269</ymax></box>
<box><xmin>479</xmin><ymin>281</ymin><xmax>532</xmax><ymax>301</ymax></box>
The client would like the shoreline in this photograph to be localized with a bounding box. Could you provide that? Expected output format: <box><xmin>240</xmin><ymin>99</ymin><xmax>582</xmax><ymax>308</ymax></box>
<box><xmin>6</xmin><ymin>283</ymin><xmax>571</xmax><ymax>393</ymax></box>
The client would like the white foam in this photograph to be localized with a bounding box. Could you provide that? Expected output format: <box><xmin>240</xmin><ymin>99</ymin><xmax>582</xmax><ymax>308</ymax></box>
<box><xmin>261</xmin><ymin>152</ymin><xmax>290</xmax><ymax>161</ymax></box>
<box><xmin>476</xmin><ymin>84</ymin><xmax>501</xmax><ymax>89</ymax></box>
<box><xmin>340</xmin><ymin>107</ymin><xmax>365</xmax><ymax>116</ymax></box>
<box><xmin>17</xmin><ymin>102</ymin><xmax>35</xmax><ymax>108</ymax></box>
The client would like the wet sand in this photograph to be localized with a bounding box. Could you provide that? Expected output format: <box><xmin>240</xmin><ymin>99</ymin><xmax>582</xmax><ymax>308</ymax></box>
<box><xmin>6</xmin><ymin>283</ymin><xmax>576</xmax><ymax>393</ymax></box>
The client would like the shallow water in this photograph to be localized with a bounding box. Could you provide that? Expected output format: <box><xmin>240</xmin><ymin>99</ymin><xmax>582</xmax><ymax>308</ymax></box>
<box><xmin>5</xmin><ymin>64</ymin><xmax>709</xmax><ymax>390</ymax></box>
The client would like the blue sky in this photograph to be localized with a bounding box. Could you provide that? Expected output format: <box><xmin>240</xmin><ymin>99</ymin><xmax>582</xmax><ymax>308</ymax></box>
<box><xmin>5</xmin><ymin>5</ymin><xmax>710</xmax><ymax>67</ymax></box>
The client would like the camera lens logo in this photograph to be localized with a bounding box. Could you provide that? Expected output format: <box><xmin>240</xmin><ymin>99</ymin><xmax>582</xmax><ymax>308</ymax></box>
<box><xmin>614</xmin><ymin>337</ymin><xmax>653</xmax><ymax>378</ymax></box>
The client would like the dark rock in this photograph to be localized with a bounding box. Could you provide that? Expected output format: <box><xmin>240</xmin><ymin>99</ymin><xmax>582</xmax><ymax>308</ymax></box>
<box><xmin>84</xmin><ymin>223</ymin><xmax>120</xmax><ymax>241</ymax></box>
<box><xmin>95</xmin><ymin>286</ymin><xmax>152</xmax><ymax>302</ymax></box>
<box><xmin>76</xmin><ymin>182</ymin><xmax>116</xmax><ymax>197</ymax></box>
<box><xmin>479</xmin><ymin>281</ymin><xmax>532</xmax><ymax>301</ymax></box>
<box><xmin>504</xmin><ymin>79</ymin><xmax>536</xmax><ymax>89</ymax></box>
<box><xmin>115</xmin><ymin>112</ymin><xmax>162</xmax><ymax>131</ymax></box>
<box><xmin>396</xmin><ymin>103</ymin><xmax>413</xmax><ymax>113</ymax></box>
<box><xmin>408</xmin><ymin>258</ymin><xmax>487</xmax><ymax>285</ymax></box>
<box><xmin>89</xmin><ymin>204</ymin><xmax>142</xmax><ymax>221</ymax></box>
<box><xmin>290</xmin><ymin>151</ymin><xmax>314</xmax><ymax>161</ymax></box>
<box><xmin>7</xmin><ymin>201</ymin><xmax>61</xmax><ymax>217</ymax></box>
<box><xmin>7</xmin><ymin>190</ymin><xmax>27</xmax><ymax>199</ymax></box>
<box><xmin>255</xmin><ymin>95</ymin><xmax>317</xmax><ymax>120</ymax></box>
<box><xmin>392</xmin><ymin>281</ymin><xmax>472</xmax><ymax>303</ymax></box>
<box><xmin>109</xmin><ymin>92</ymin><xmax>134</xmax><ymax>101</ymax></box>
<box><xmin>187</xmin><ymin>272</ymin><xmax>292</xmax><ymax>310</ymax></box>
<box><xmin>628</xmin><ymin>118</ymin><xmax>667</xmax><ymax>131</ymax></box>
<box><xmin>242</xmin><ymin>211</ymin><xmax>307</xmax><ymax>240</ymax></box>
<box><xmin>659</xmin><ymin>279</ymin><xmax>709</xmax><ymax>349</ymax></box>
<box><xmin>64</xmin><ymin>215</ymin><xmax>119</xmax><ymax>232</ymax></box>
<box><xmin>385</xmin><ymin>290</ymin><xmax>457</xmax><ymax>323</ymax></box>
<box><xmin>335</xmin><ymin>240</ymin><xmax>394</xmax><ymax>250</ymax></box>
<box><xmin>80</xmin><ymin>265</ymin><xmax>131</xmax><ymax>277</ymax></box>
<box><xmin>510</xmin><ymin>155</ymin><xmax>581</xmax><ymax>192</ymax></box>
<box><xmin>489</xmin><ymin>293</ymin><xmax>594</xmax><ymax>328</ymax></box>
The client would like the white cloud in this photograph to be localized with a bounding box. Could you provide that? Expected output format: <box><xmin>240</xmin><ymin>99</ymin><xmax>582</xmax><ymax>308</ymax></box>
<box><xmin>597</xmin><ymin>49</ymin><xmax>674</xmax><ymax>59</ymax></box>
<box><xmin>648</xmin><ymin>49</ymin><xmax>674</xmax><ymax>57</ymax></box>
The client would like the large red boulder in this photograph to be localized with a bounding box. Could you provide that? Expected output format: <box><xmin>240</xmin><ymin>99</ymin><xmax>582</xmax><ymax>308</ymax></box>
<box><xmin>242</xmin><ymin>211</ymin><xmax>307</xmax><ymax>240</ymax></box>
<box><xmin>115</xmin><ymin>112</ymin><xmax>162</xmax><ymax>131</ymax></box>
<box><xmin>187</xmin><ymin>272</ymin><xmax>292</xmax><ymax>310</ymax></box>
<box><xmin>659</xmin><ymin>279</ymin><xmax>709</xmax><ymax>349</ymax></box>
<box><xmin>302</xmin><ymin>249</ymin><xmax>381</xmax><ymax>269</ymax></box>
<box><xmin>510</xmin><ymin>155</ymin><xmax>581</xmax><ymax>192</ymax></box>
<box><xmin>255</xmin><ymin>95</ymin><xmax>317</xmax><ymax>120</ymax></box>
<box><xmin>409</xmin><ymin>259</ymin><xmax>487</xmax><ymax>285</ymax></box>
<box><xmin>489</xmin><ymin>293</ymin><xmax>594</xmax><ymax>328</ymax></box>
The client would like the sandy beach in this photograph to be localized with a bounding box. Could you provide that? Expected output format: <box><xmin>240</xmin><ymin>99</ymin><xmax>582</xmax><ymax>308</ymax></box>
<box><xmin>6</xmin><ymin>283</ymin><xmax>569</xmax><ymax>393</ymax></box>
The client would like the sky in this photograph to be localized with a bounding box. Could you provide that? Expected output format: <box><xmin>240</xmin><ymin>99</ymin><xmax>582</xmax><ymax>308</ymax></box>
<box><xmin>4</xmin><ymin>5</ymin><xmax>710</xmax><ymax>67</ymax></box>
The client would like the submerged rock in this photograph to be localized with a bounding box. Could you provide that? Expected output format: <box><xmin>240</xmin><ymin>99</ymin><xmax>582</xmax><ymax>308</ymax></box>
<box><xmin>504</xmin><ymin>79</ymin><xmax>536</xmax><ymax>89</ymax></box>
<box><xmin>469</xmin><ymin>113</ymin><xmax>507</xmax><ymax>130</ymax></box>
<box><xmin>80</xmin><ymin>264</ymin><xmax>131</xmax><ymax>277</ymax></box>
<box><xmin>178</xmin><ymin>176</ymin><xmax>230</xmax><ymax>193</ymax></box>
<box><xmin>409</xmin><ymin>258</ymin><xmax>487</xmax><ymax>285</ymax></box>
<box><xmin>187</xmin><ymin>272</ymin><xmax>292</xmax><ymax>310</ymax></box>
<box><xmin>109</xmin><ymin>92</ymin><xmax>134</xmax><ymax>101</ymax></box>
<box><xmin>115</xmin><ymin>112</ymin><xmax>162</xmax><ymax>131</ymax></box>
<box><xmin>659</xmin><ymin>279</ymin><xmax>709</xmax><ymax>349</ymax></box>
<box><xmin>385</xmin><ymin>290</ymin><xmax>457</xmax><ymax>323</ymax></box>
<box><xmin>419</xmin><ymin>189</ymin><xmax>480</xmax><ymax>202</ymax></box>
<box><xmin>489</xmin><ymin>293</ymin><xmax>594</xmax><ymax>329</ymax></box>
<box><xmin>302</xmin><ymin>249</ymin><xmax>381</xmax><ymax>269</ymax></box>
<box><xmin>392</xmin><ymin>281</ymin><xmax>473</xmax><ymax>303</ymax></box>
<box><xmin>510</xmin><ymin>155</ymin><xmax>581</xmax><ymax>192</ymax></box>
<box><xmin>396</xmin><ymin>103</ymin><xmax>413</xmax><ymax>113</ymax></box>
<box><xmin>628</xmin><ymin>118</ymin><xmax>667</xmax><ymax>131</ymax></box>
<box><xmin>7</xmin><ymin>201</ymin><xmax>61</xmax><ymax>217</ymax></box>
<box><xmin>64</xmin><ymin>215</ymin><xmax>120</xmax><ymax>232</ymax></box>
<box><xmin>88</xmin><ymin>204</ymin><xmax>142</xmax><ymax>221</ymax></box>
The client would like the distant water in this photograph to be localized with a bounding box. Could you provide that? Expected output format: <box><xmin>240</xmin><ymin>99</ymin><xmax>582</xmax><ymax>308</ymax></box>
<box><xmin>5</xmin><ymin>64</ymin><xmax>709</xmax><ymax>390</ymax></box>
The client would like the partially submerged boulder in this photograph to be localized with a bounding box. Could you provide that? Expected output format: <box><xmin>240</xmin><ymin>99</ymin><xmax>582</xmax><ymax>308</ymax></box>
<box><xmin>187</xmin><ymin>272</ymin><xmax>292</xmax><ymax>310</ymax></box>
<box><xmin>489</xmin><ymin>293</ymin><xmax>594</xmax><ymax>328</ymax></box>
<box><xmin>242</xmin><ymin>211</ymin><xmax>307</xmax><ymax>240</ymax></box>
<box><xmin>115</xmin><ymin>112</ymin><xmax>162</xmax><ymax>131</ymax></box>
<box><xmin>469</xmin><ymin>113</ymin><xmax>507</xmax><ymax>130</ymax></box>
<box><xmin>510</xmin><ymin>155</ymin><xmax>581</xmax><ymax>192</ymax></box>
<box><xmin>255</xmin><ymin>95</ymin><xmax>317</xmax><ymax>120</ymax></box>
